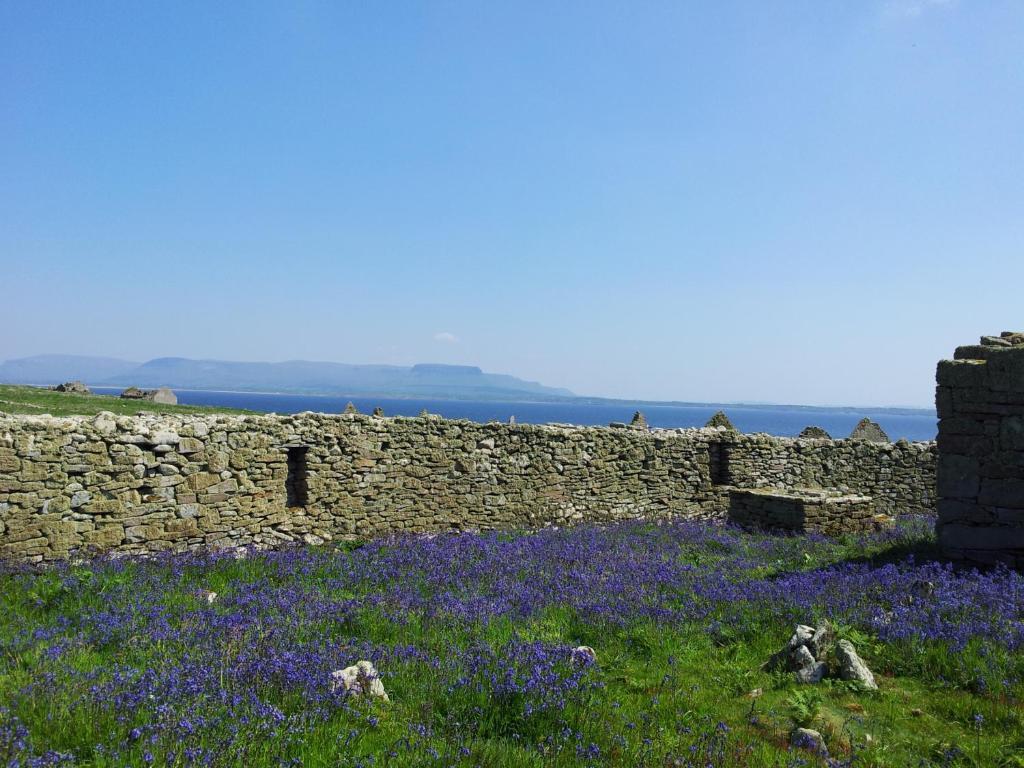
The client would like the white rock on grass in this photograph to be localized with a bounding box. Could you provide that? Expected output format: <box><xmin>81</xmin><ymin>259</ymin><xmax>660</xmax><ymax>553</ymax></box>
<box><xmin>835</xmin><ymin>639</ymin><xmax>878</xmax><ymax>690</ymax></box>
<box><xmin>331</xmin><ymin>661</ymin><xmax>389</xmax><ymax>701</ymax></box>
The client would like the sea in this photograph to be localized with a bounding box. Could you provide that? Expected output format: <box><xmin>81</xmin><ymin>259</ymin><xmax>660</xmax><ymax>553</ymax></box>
<box><xmin>92</xmin><ymin>388</ymin><xmax>938</xmax><ymax>442</ymax></box>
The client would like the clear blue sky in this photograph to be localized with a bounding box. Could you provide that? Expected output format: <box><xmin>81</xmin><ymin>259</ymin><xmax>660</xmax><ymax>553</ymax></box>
<box><xmin>2</xmin><ymin>1</ymin><xmax>1021</xmax><ymax>407</ymax></box>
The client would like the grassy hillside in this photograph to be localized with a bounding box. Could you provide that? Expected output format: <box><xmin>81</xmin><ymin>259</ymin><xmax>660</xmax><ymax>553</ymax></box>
<box><xmin>0</xmin><ymin>384</ymin><xmax>252</xmax><ymax>417</ymax></box>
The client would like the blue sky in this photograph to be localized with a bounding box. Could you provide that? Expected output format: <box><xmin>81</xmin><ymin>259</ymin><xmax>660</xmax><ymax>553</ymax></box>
<box><xmin>1</xmin><ymin>1</ymin><xmax>1021</xmax><ymax>407</ymax></box>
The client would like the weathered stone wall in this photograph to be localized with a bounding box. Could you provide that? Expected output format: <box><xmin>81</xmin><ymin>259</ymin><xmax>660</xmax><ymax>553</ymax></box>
<box><xmin>936</xmin><ymin>332</ymin><xmax>1024</xmax><ymax>567</ymax></box>
<box><xmin>0</xmin><ymin>411</ymin><xmax>936</xmax><ymax>561</ymax></box>
<box><xmin>728</xmin><ymin>488</ymin><xmax>880</xmax><ymax>536</ymax></box>
<box><xmin>721</xmin><ymin>434</ymin><xmax>936</xmax><ymax>515</ymax></box>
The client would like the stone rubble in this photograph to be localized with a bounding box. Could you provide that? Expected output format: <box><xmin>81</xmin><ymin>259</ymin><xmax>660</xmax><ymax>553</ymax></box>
<box><xmin>767</xmin><ymin>623</ymin><xmax>878</xmax><ymax>690</ymax></box>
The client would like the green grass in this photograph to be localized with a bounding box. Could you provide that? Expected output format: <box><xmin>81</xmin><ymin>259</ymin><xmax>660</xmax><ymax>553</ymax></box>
<box><xmin>2</xmin><ymin>521</ymin><xmax>1022</xmax><ymax>766</ymax></box>
<box><xmin>0</xmin><ymin>383</ymin><xmax>252</xmax><ymax>417</ymax></box>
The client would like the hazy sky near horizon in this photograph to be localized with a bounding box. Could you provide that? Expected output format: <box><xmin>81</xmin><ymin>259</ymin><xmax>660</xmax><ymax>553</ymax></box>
<box><xmin>2</xmin><ymin>1</ymin><xmax>1022</xmax><ymax>407</ymax></box>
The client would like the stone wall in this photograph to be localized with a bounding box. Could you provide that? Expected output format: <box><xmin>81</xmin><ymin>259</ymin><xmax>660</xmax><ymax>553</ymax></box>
<box><xmin>717</xmin><ymin>433</ymin><xmax>935</xmax><ymax>516</ymax></box>
<box><xmin>936</xmin><ymin>332</ymin><xmax>1024</xmax><ymax>567</ymax></box>
<box><xmin>727</xmin><ymin>488</ymin><xmax>880</xmax><ymax>536</ymax></box>
<box><xmin>0</xmin><ymin>411</ymin><xmax>936</xmax><ymax>561</ymax></box>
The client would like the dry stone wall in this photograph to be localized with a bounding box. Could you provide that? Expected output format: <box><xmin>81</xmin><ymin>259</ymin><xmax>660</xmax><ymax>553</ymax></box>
<box><xmin>0</xmin><ymin>411</ymin><xmax>936</xmax><ymax>561</ymax></box>
<box><xmin>936</xmin><ymin>332</ymin><xmax>1024</xmax><ymax>567</ymax></box>
<box><xmin>728</xmin><ymin>488</ymin><xmax>880</xmax><ymax>536</ymax></box>
<box><xmin>717</xmin><ymin>434</ymin><xmax>935</xmax><ymax>515</ymax></box>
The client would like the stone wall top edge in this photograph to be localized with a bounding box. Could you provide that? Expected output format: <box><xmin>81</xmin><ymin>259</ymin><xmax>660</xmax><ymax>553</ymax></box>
<box><xmin>0</xmin><ymin>410</ymin><xmax>936</xmax><ymax>448</ymax></box>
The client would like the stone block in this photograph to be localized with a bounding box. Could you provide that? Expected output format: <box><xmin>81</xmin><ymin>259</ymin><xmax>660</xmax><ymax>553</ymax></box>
<box><xmin>978</xmin><ymin>478</ymin><xmax>1024</xmax><ymax>509</ymax></box>
<box><xmin>125</xmin><ymin>524</ymin><xmax>163</xmax><ymax>542</ymax></box>
<box><xmin>994</xmin><ymin>507</ymin><xmax>1024</xmax><ymax>524</ymax></box>
<box><xmin>207</xmin><ymin>451</ymin><xmax>230</xmax><ymax>472</ymax></box>
<box><xmin>81</xmin><ymin>499</ymin><xmax>125</xmax><ymax>516</ymax></box>
<box><xmin>936</xmin><ymin>454</ymin><xmax>979</xmax><ymax>498</ymax></box>
<box><xmin>83</xmin><ymin>524</ymin><xmax>125</xmax><ymax>549</ymax></box>
<box><xmin>986</xmin><ymin>349</ymin><xmax>1024</xmax><ymax>393</ymax></box>
<box><xmin>936</xmin><ymin>434</ymin><xmax>992</xmax><ymax>456</ymax></box>
<box><xmin>936</xmin><ymin>359</ymin><xmax>987</xmax><ymax>388</ymax></box>
<box><xmin>40</xmin><ymin>520</ymin><xmax>80</xmax><ymax>551</ymax></box>
<box><xmin>1000</xmin><ymin>416</ymin><xmax>1024</xmax><ymax>451</ymax></box>
<box><xmin>206</xmin><ymin>478</ymin><xmax>238</xmax><ymax>495</ymax></box>
<box><xmin>0</xmin><ymin>450</ymin><xmax>20</xmax><ymax>473</ymax></box>
<box><xmin>981</xmin><ymin>452</ymin><xmax>1024</xmax><ymax>479</ymax></box>
<box><xmin>165</xmin><ymin>518</ymin><xmax>199</xmax><ymax>539</ymax></box>
<box><xmin>186</xmin><ymin>473</ymin><xmax>221</xmax><ymax>492</ymax></box>
<box><xmin>938</xmin><ymin>523</ymin><xmax>1024</xmax><ymax>551</ymax></box>
<box><xmin>177</xmin><ymin>438</ymin><xmax>204</xmax><ymax>454</ymax></box>
<box><xmin>936</xmin><ymin>498</ymin><xmax>976</xmax><ymax>523</ymax></box>
<box><xmin>939</xmin><ymin>417</ymin><xmax>987</xmax><ymax>437</ymax></box>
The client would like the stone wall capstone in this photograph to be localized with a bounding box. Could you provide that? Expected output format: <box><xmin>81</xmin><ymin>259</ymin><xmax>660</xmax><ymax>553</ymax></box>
<box><xmin>0</xmin><ymin>411</ymin><xmax>936</xmax><ymax>561</ymax></box>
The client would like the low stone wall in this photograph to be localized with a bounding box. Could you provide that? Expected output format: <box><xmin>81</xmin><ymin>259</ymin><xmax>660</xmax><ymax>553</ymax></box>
<box><xmin>0</xmin><ymin>411</ymin><xmax>936</xmax><ymax>561</ymax></box>
<box><xmin>936</xmin><ymin>333</ymin><xmax>1024</xmax><ymax>567</ymax></box>
<box><xmin>717</xmin><ymin>433</ymin><xmax>935</xmax><ymax>516</ymax></box>
<box><xmin>728</xmin><ymin>487</ymin><xmax>880</xmax><ymax>536</ymax></box>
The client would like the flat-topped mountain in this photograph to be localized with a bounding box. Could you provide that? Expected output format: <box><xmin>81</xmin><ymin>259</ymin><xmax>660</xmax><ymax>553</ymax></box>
<box><xmin>0</xmin><ymin>354</ymin><xmax>574</xmax><ymax>401</ymax></box>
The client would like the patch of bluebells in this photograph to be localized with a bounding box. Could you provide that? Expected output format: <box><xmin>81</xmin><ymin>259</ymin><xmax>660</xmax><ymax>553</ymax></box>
<box><xmin>1</xmin><ymin>517</ymin><xmax>1021</xmax><ymax>765</ymax></box>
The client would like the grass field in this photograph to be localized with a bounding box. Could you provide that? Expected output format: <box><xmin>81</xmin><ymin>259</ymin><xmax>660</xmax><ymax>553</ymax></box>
<box><xmin>0</xmin><ymin>384</ymin><xmax>251</xmax><ymax>417</ymax></box>
<box><xmin>2</xmin><ymin>518</ymin><xmax>1022</xmax><ymax>767</ymax></box>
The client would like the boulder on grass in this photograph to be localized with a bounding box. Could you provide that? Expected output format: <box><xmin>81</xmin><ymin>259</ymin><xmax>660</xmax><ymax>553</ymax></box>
<box><xmin>835</xmin><ymin>639</ymin><xmax>878</xmax><ymax>690</ymax></box>
<box><xmin>330</xmin><ymin>660</ymin><xmax>389</xmax><ymax>701</ymax></box>
<box><xmin>55</xmin><ymin>381</ymin><xmax>91</xmax><ymax>394</ymax></box>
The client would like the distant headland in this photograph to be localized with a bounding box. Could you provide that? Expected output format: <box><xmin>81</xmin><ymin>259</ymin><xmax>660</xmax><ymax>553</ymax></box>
<box><xmin>0</xmin><ymin>354</ymin><xmax>934</xmax><ymax>415</ymax></box>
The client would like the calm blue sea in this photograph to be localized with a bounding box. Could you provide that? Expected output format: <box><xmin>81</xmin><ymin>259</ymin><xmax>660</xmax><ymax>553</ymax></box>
<box><xmin>92</xmin><ymin>388</ymin><xmax>938</xmax><ymax>441</ymax></box>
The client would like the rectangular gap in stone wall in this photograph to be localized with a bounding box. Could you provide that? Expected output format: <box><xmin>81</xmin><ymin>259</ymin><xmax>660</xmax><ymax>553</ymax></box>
<box><xmin>286</xmin><ymin>447</ymin><xmax>309</xmax><ymax>507</ymax></box>
<box><xmin>708</xmin><ymin>442</ymin><xmax>731</xmax><ymax>486</ymax></box>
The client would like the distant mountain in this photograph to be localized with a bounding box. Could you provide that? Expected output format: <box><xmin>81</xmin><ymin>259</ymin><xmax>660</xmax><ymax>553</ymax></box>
<box><xmin>0</xmin><ymin>354</ymin><xmax>140</xmax><ymax>384</ymax></box>
<box><xmin>0</xmin><ymin>355</ymin><xmax>574</xmax><ymax>401</ymax></box>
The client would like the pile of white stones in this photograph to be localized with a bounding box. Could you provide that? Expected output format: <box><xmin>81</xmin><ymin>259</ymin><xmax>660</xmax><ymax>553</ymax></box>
<box><xmin>766</xmin><ymin>623</ymin><xmax>877</xmax><ymax>690</ymax></box>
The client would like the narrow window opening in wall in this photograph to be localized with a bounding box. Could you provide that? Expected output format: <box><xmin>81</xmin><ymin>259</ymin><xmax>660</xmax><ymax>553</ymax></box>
<box><xmin>286</xmin><ymin>447</ymin><xmax>309</xmax><ymax>507</ymax></box>
<box><xmin>709</xmin><ymin>443</ymin><xmax>731</xmax><ymax>486</ymax></box>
